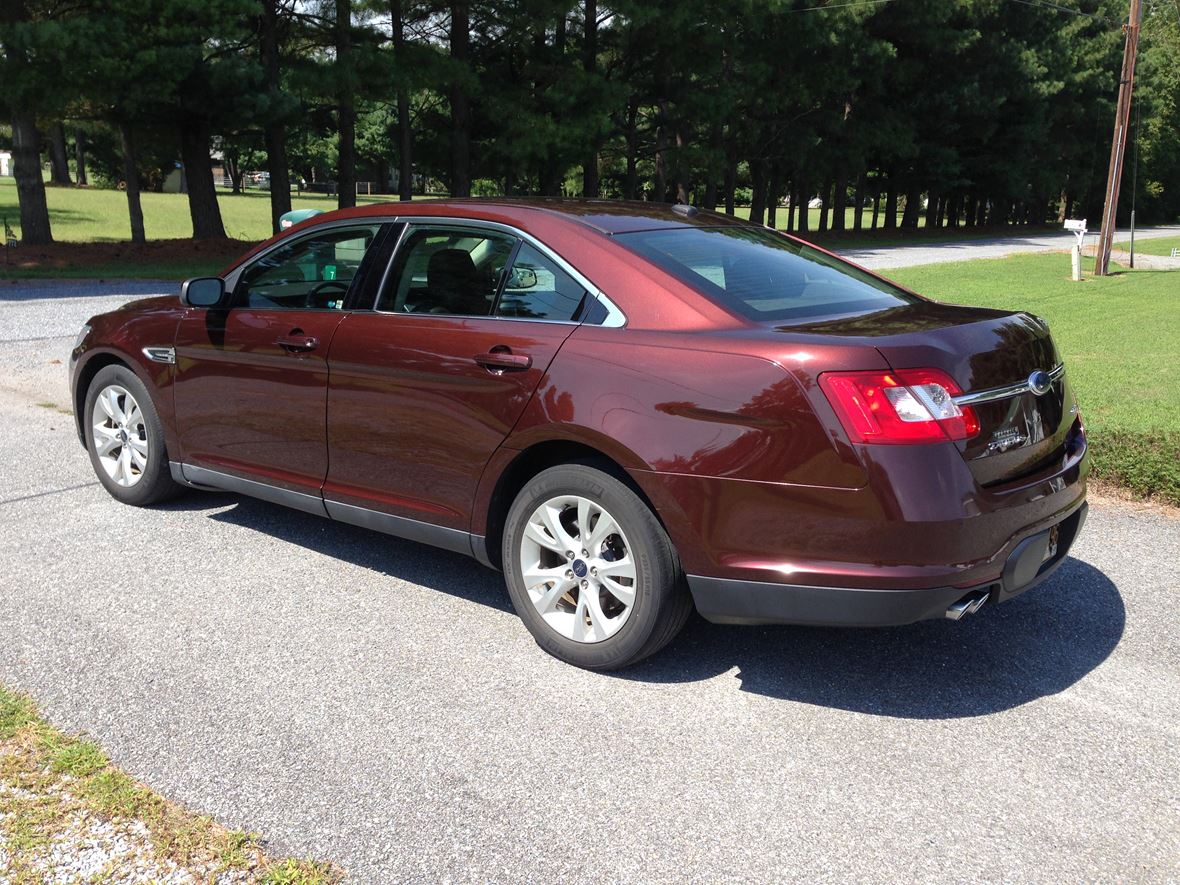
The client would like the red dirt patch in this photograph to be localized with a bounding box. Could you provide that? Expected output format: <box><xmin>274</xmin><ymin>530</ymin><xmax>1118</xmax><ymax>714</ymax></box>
<box><xmin>1</xmin><ymin>239</ymin><xmax>259</xmax><ymax>274</ymax></box>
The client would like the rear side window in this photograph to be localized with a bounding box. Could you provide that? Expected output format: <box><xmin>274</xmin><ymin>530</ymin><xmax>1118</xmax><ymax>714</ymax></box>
<box><xmin>495</xmin><ymin>242</ymin><xmax>588</xmax><ymax>322</ymax></box>
<box><xmin>616</xmin><ymin>227</ymin><xmax>920</xmax><ymax>323</ymax></box>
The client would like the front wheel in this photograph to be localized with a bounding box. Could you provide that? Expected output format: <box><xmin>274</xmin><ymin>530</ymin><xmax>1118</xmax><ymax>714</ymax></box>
<box><xmin>84</xmin><ymin>364</ymin><xmax>184</xmax><ymax>506</ymax></box>
<box><xmin>502</xmin><ymin>463</ymin><xmax>692</xmax><ymax>670</ymax></box>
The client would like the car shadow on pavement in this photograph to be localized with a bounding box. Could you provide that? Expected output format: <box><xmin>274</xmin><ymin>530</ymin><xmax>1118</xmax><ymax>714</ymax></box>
<box><xmin>622</xmin><ymin>557</ymin><xmax>1124</xmax><ymax>718</ymax></box>
<box><xmin>172</xmin><ymin>495</ymin><xmax>1122</xmax><ymax>719</ymax></box>
<box><xmin>186</xmin><ymin>494</ymin><xmax>514</xmax><ymax>614</ymax></box>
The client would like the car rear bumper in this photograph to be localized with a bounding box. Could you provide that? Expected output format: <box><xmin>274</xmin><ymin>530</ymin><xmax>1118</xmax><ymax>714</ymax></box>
<box><xmin>687</xmin><ymin>500</ymin><xmax>1087</xmax><ymax>626</ymax></box>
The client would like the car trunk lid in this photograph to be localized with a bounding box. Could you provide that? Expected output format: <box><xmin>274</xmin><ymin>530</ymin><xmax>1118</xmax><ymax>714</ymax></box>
<box><xmin>771</xmin><ymin>302</ymin><xmax>1075</xmax><ymax>486</ymax></box>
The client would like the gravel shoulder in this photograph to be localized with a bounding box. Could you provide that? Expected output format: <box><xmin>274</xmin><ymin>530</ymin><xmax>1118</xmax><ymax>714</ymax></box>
<box><xmin>1</xmin><ymin>277</ymin><xmax>1177</xmax><ymax>882</ymax></box>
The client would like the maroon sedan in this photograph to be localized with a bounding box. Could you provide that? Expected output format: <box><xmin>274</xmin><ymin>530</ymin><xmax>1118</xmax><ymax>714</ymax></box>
<box><xmin>70</xmin><ymin>201</ymin><xmax>1088</xmax><ymax>669</ymax></box>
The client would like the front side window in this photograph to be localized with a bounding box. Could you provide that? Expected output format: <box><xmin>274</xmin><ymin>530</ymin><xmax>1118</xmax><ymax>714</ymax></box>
<box><xmin>378</xmin><ymin>226</ymin><xmax>516</xmax><ymax>316</ymax></box>
<box><xmin>235</xmin><ymin>224</ymin><xmax>382</xmax><ymax>310</ymax></box>
<box><xmin>616</xmin><ymin>226</ymin><xmax>921</xmax><ymax>323</ymax></box>
<box><xmin>495</xmin><ymin>242</ymin><xmax>588</xmax><ymax>322</ymax></box>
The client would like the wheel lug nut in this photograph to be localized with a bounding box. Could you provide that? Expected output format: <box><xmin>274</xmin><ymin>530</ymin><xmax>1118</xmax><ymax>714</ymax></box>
<box><xmin>590</xmin><ymin>567</ymin><xmax>598</xmax><ymax>576</ymax></box>
<box><xmin>580</xmin><ymin>580</ymin><xmax>589</xmax><ymax>589</ymax></box>
<box><xmin>581</xmin><ymin>549</ymin><xmax>588</xmax><ymax>557</ymax></box>
<box><xmin>565</xmin><ymin>569</ymin><xmax>574</xmax><ymax>578</ymax></box>
<box><xmin>565</xmin><ymin>550</ymin><xmax>574</xmax><ymax>560</ymax></box>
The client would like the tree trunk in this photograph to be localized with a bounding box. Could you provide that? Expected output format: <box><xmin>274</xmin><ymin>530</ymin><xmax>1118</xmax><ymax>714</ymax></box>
<box><xmin>449</xmin><ymin>3</ymin><xmax>471</xmax><ymax>197</ymax></box>
<box><xmin>226</xmin><ymin>155</ymin><xmax>242</xmax><ymax>194</ymax></box>
<box><xmin>261</xmin><ymin>0</ymin><xmax>292</xmax><ymax>231</ymax></box>
<box><xmin>391</xmin><ymin>0</ymin><xmax>414</xmax><ymax>201</ymax></box>
<box><xmin>581</xmin><ymin>0</ymin><xmax>599</xmax><ymax>198</ymax></box>
<box><xmin>924</xmin><ymin>189</ymin><xmax>939</xmax><ymax>229</ymax></box>
<box><xmin>119</xmin><ymin>122</ymin><xmax>146</xmax><ymax>245</ymax></box>
<box><xmin>336</xmin><ymin>0</ymin><xmax>357</xmax><ymax>209</ymax></box>
<box><xmin>901</xmin><ymin>184</ymin><xmax>921</xmax><ymax>229</ymax></box>
<box><xmin>796</xmin><ymin>177</ymin><xmax>809</xmax><ymax>234</ymax></box>
<box><xmin>10</xmin><ymin>113</ymin><xmax>52</xmax><ymax>244</ymax></box>
<box><xmin>74</xmin><ymin>129</ymin><xmax>88</xmax><ymax>186</ymax></box>
<box><xmin>817</xmin><ymin>179</ymin><xmax>832</xmax><ymax>232</ymax></box>
<box><xmin>884</xmin><ymin>181</ymin><xmax>897</xmax><ymax>230</ymax></box>
<box><xmin>852</xmin><ymin>172</ymin><xmax>865</xmax><ymax>231</ymax></box>
<box><xmin>49</xmin><ymin>122</ymin><xmax>72</xmax><ymax>186</ymax></box>
<box><xmin>723</xmin><ymin>142</ymin><xmax>737</xmax><ymax>215</ymax></box>
<box><xmin>673</xmin><ymin>120</ymin><xmax>689</xmax><ymax>204</ymax></box>
<box><xmin>178</xmin><ymin>122</ymin><xmax>226</xmax><ymax>239</ymax></box>
<box><xmin>766</xmin><ymin>164</ymin><xmax>781</xmax><ymax>228</ymax></box>
<box><xmin>871</xmin><ymin>189</ymin><xmax>880</xmax><ymax>229</ymax></box>
<box><xmin>748</xmin><ymin>159</ymin><xmax>767</xmax><ymax>226</ymax></box>
<box><xmin>832</xmin><ymin>172</ymin><xmax>847</xmax><ymax>232</ymax></box>
<box><xmin>654</xmin><ymin>106</ymin><xmax>668</xmax><ymax>202</ymax></box>
<box><xmin>786</xmin><ymin>181</ymin><xmax>796</xmax><ymax>232</ymax></box>
<box><xmin>623</xmin><ymin>96</ymin><xmax>639</xmax><ymax>200</ymax></box>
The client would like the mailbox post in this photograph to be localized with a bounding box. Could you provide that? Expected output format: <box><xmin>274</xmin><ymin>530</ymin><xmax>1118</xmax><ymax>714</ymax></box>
<box><xmin>1064</xmin><ymin>219</ymin><xmax>1087</xmax><ymax>282</ymax></box>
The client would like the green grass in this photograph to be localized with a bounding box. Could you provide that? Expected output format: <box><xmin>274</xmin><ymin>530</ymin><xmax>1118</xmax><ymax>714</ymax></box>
<box><xmin>1113</xmin><ymin>234</ymin><xmax>1180</xmax><ymax>257</ymax></box>
<box><xmin>889</xmin><ymin>252</ymin><xmax>1179</xmax><ymax>504</ymax></box>
<box><xmin>0</xmin><ymin>175</ymin><xmax>409</xmax><ymax>242</ymax></box>
<box><xmin>0</xmin><ymin>684</ymin><xmax>341</xmax><ymax>883</ymax></box>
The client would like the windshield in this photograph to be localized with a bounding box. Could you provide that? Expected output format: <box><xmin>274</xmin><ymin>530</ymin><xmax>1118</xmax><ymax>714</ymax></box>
<box><xmin>616</xmin><ymin>226</ymin><xmax>922</xmax><ymax>323</ymax></box>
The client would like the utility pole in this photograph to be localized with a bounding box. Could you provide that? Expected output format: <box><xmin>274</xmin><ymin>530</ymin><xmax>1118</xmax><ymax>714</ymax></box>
<box><xmin>1094</xmin><ymin>0</ymin><xmax>1144</xmax><ymax>276</ymax></box>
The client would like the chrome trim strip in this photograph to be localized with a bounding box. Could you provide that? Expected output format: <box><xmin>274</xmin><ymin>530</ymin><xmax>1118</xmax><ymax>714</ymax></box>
<box><xmin>953</xmin><ymin>363</ymin><xmax>1065</xmax><ymax>407</ymax></box>
<box><xmin>142</xmin><ymin>346</ymin><xmax>176</xmax><ymax>364</ymax></box>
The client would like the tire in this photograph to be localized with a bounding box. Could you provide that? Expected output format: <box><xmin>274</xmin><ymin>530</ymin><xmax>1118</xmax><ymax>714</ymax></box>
<box><xmin>502</xmin><ymin>463</ymin><xmax>693</xmax><ymax>670</ymax></box>
<box><xmin>84</xmin><ymin>364</ymin><xmax>184</xmax><ymax>506</ymax></box>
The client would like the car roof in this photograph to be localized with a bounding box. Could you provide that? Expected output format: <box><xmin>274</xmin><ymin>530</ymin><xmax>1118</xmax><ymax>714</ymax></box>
<box><xmin>316</xmin><ymin>198</ymin><xmax>753</xmax><ymax>236</ymax></box>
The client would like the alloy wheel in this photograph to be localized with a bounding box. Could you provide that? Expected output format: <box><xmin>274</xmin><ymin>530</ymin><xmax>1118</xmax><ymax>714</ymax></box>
<box><xmin>92</xmin><ymin>384</ymin><xmax>148</xmax><ymax>487</ymax></box>
<box><xmin>518</xmin><ymin>495</ymin><xmax>638</xmax><ymax>643</ymax></box>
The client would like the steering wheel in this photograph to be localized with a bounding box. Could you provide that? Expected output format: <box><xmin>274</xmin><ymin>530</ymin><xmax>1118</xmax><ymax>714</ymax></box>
<box><xmin>307</xmin><ymin>279</ymin><xmax>350</xmax><ymax>308</ymax></box>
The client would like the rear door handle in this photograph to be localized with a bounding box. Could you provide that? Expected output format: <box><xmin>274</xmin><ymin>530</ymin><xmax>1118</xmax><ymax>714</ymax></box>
<box><xmin>276</xmin><ymin>335</ymin><xmax>318</xmax><ymax>353</ymax></box>
<box><xmin>473</xmin><ymin>351</ymin><xmax>532</xmax><ymax>372</ymax></box>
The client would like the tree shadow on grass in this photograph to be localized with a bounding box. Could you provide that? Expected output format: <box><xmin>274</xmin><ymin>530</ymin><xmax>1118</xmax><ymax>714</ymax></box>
<box><xmin>167</xmin><ymin>493</ymin><xmax>1123</xmax><ymax>719</ymax></box>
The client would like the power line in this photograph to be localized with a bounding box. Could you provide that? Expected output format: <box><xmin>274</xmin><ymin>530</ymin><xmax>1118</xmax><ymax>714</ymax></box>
<box><xmin>790</xmin><ymin>0</ymin><xmax>897</xmax><ymax>12</ymax></box>
<box><xmin>1007</xmin><ymin>0</ymin><xmax>1120</xmax><ymax>25</ymax></box>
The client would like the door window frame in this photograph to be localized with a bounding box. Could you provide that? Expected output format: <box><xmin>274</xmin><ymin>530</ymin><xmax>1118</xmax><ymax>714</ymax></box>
<box><xmin>221</xmin><ymin>221</ymin><xmax>397</xmax><ymax>313</ymax></box>
<box><xmin>372</xmin><ymin>217</ymin><xmax>626</xmax><ymax>327</ymax></box>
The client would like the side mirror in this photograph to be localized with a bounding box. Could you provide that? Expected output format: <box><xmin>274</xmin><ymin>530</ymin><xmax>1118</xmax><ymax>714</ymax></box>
<box><xmin>180</xmin><ymin>277</ymin><xmax>226</xmax><ymax>308</ymax></box>
<box><xmin>505</xmin><ymin>266</ymin><xmax>538</xmax><ymax>290</ymax></box>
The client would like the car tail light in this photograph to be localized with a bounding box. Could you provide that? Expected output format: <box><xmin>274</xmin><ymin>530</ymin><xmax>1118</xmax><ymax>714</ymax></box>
<box><xmin>819</xmin><ymin>368</ymin><xmax>980</xmax><ymax>444</ymax></box>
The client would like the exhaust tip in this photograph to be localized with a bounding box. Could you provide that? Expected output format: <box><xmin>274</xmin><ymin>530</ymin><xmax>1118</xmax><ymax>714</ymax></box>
<box><xmin>946</xmin><ymin>591</ymin><xmax>989</xmax><ymax>620</ymax></box>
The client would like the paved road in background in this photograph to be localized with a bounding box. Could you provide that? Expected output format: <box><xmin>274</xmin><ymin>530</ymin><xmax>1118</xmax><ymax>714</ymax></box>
<box><xmin>2</xmin><ymin>269</ymin><xmax>1178</xmax><ymax>882</ymax></box>
<box><xmin>841</xmin><ymin>223</ymin><xmax>1180</xmax><ymax>269</ymax></box>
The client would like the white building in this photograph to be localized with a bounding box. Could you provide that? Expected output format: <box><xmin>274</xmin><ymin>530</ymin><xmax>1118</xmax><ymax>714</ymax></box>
<box><xmin>0</xmin><ymin>151</ymin><xmax>12</xmax><ymax>177</ymax></box>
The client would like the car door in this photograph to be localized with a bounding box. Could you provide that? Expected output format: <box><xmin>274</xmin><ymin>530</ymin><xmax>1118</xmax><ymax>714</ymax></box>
<box><xmin>324</xmin><ymin>223</ymin><xmax>596</xmax><ymax>532</ymax></box>
<box><xmin>173</xmin><ymin>222</ymin><xmax>386</xmax><ymax>497</ymax></box>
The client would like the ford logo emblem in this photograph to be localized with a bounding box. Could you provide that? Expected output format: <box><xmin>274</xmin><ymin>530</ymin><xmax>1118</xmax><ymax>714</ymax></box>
<box><xmin>1027</xmin><ymin>370</ymin><xmax>1052</xmax><ymax>396</ymax></box>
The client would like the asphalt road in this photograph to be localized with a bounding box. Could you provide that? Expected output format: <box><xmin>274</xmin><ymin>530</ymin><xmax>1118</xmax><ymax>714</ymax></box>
<box><xmin>841</xmin><ymin>223</ymin><xmax>1180</xmax><ymax>269</ymax></box>
<box><xmin>1</xmin><ymin>275</ymin><xmax>1178</xmax><ymax>882</ymax></box>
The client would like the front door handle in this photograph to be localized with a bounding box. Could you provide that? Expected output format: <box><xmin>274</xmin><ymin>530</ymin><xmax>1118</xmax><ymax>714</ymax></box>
<box><xmin>473</xmin><ymin>351</ymin><xmax>532</xmax><ymax>372</ymax></box>
<box><xmin>276</xmin><ymin>334</ymin><xmax>318</xmax><ymax>353</ymax></box>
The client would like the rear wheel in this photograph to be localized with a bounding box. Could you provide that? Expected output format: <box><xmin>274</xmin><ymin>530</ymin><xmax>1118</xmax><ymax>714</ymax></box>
<box><xmin>502</xmin><ymin>463</ymin><xmax>692</xmax><ymax>670</ymax></box>
<box><xmin>84</xmin><ymin>364</ymin><xmax>183</xmax><ymax>506</ymax></box>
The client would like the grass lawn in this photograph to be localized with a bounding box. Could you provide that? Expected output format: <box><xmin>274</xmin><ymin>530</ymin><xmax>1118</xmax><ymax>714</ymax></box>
<box><xmin>1112</xmin><ymin>234</ymin><xmax>1180</xmax><ymax>257</ymax></box>
<box><xmin>889</xmin><ymin>253</ymin><xmax>1179</xmax><ymax>504</ymax></box>
<box><xmin>0</xmin><ymin>176</ymin><xmax>409</xmax><ymax>243</ymax></box>
<box><xmin>0</xmin><ymin>684</ymin><xmax>339</xmax><ymax>882</ymax></box>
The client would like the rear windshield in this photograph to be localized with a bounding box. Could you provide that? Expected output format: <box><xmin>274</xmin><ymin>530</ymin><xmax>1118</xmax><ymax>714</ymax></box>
<box><xmin>616</xmin><ymin>226</ymin><xmax>921</xmax><ymax>322</ymax></box>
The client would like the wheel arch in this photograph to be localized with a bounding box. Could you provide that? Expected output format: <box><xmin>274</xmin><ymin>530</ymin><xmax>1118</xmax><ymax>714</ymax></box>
<box><xmin>475</xmin><ymin>436</ymin><xmax>687</xmax><ymax>573</ymax></box>
<box><xmin>72</xmin><ymin>349</ymin><xmax>171</xmax><ymax>450</ymax></box>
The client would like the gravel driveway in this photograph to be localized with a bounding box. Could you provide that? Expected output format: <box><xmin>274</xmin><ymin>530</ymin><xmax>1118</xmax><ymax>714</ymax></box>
<box><xmin>1</xmin><ymin>271</ymin><xmax>1177</xmax><ymax>882</ymax></box>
